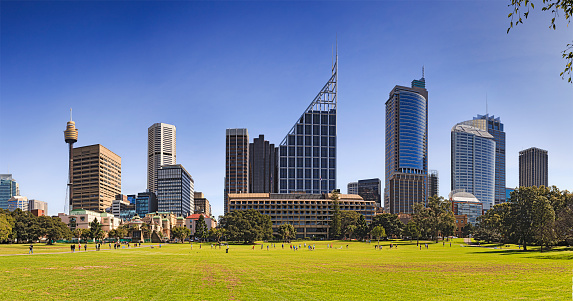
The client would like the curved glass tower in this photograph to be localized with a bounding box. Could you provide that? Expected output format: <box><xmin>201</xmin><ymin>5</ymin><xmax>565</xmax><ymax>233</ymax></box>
<box><xmin>385</xmin><ymin>76</ymin><xmax>428</xmax><ymax>214</ymax></box>
<box><xmin>451</xmin><ymin>124</ymin><xmax>495</xmax><ymax>210</ymax></box>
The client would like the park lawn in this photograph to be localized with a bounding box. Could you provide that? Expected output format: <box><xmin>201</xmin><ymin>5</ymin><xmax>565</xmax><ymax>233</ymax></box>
<box><xmin>0</xmin><ymin>240</ymin><xmax>570</xmax><ymax>300</ymax></box>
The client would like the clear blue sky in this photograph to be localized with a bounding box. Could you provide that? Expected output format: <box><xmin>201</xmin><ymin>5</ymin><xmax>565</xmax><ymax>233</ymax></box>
<box><xmin>1</xmin><ymin>1</ymin><xmax>571</xmax><ymax>217</ymax></box>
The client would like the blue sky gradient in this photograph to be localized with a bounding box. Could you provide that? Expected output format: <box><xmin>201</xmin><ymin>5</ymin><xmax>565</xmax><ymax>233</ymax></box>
<box><xmin>1</xmin><ymin>1</ymin><xmax>571</xmax><ymax>217</ymax></box>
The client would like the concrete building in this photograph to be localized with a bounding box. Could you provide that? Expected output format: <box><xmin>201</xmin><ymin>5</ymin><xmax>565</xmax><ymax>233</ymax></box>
<box><xmin>347</xmin><ymin>182</ymin><xmax>358</xmax><ymax>195</ymax></box>
<box><xmin>451</xmin><ymin>124</ymin><xmax>495</xmax><ymax>210</ymax></box>
<box><xmin>185</xmin><ymin>213</ymin><xmax>217</xmax><ymax>235</ymax></box>
<box><xmin>428</xmin><ymin>170</ymin><xmax>439</xmax><ymax>198</ymax></box>
<box><xmin>519</xmin><ymin>147</ymin><xmax>548</xmax><ymax>188</ymax></box>
<box><xmin>28</xmin><ymin>199</ymin><xmax>48</xmax><ymax>213</ymax></box>
<box><xmin>454</xmin><ymin>215</ymin><xmax>468</xmax><ymax>238</ymax></box>
<box><xmin>58</xmin><ymin>209</ymin><xmax>121</xmax><ymax>232</ymax></box>
<box><xmin>227</xmin><ymin>193</ymin><xmax>375</xmax><ymax>239</ymax></box>
<box><xmin>385</xmin><ymin>75</ymin><xmax>428</xmax><ymax>214</ymax></box>
<box><xmin>449</xmin><ymin>190</ymin><xmax>483</xmax><ymax>225</ymax></box>
<box><xmin>148</xmin><ymin>123</ymin><xmax>176</xmax><ymax>194</ymax></box>
<box><xmin>110</xmin><ymin>198</ymin><xmax>136</xmax><ymax>221</ymax></box>
<box><xmin>0</xmin><ymin>174</ymin><xmax>19</xmax><ymax>210</ymax></box>
<box><xmin>193</xmin><ymin>192</ymin><xmax>211</xmax><ymax>217</ymax></box>
<box><xmin>157</xmin><ymin>164</ymin><xmax>194</xmax><ymax>217</ymax></box>
<box><xmin>225</xmin><ymin>128</ymin><xmax>249</xmax><ymax>214</ymax></box>
<box><xmin>358</xmin><ymin>178</ymin><xmax>382</xmax><ymax>208</ymax></box>
<box><xmin>135</xmin><ymin>191</ymin><xmax>158</xmax><ymax>217</ymax></box>
<box><xmin>278</xmin><ymin>58</ymin><xmax>338</xmax><ymax>195</ymax></box>
<box><xmin>71</xmin><ymin>144</ymin><xmax>121</xmax><ymax>212</ymax></box>
<box><xmin>249</xmin><ymin>134</ymin><xmax>277</xmax><ymax>193</ymax></box>
<box><xmin>7</xmin><ymin>196</ymin><xmax>28</xmax><ymax>211</ymax></box>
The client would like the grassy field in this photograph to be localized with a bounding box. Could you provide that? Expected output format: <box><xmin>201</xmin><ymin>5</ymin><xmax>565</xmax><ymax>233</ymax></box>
<box><xmin>0</xmin><ymin>239</ymin><xmax>571</xmax><ymax>300</ymax></box>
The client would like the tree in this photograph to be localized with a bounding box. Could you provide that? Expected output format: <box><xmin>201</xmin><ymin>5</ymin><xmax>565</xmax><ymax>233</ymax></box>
<box><xmin>220</xmin><ymin>210</ymin><xmax>272</xmax><ymax>243</ymax></box>
<box><xmin>10</xmin><ymin>209</ymin><xmax>40</xmax><ymax>243</ymax></box>
<box><xmin>38</xmin><ymin>216</ymin><xmax>71</xmax><ymax>244</ymax></box>
<box><xmin>88</xmin><ymin>218</ymin><xmax>104</xmax><ymax>242</ymax></box>
<box><xmin>195</xmin><ymin>215</ymin><xmax>208</xmax><ymax>242</ymax></box>
<box><xmin>340</xmin><ymin>211</ymin><xmax>360</xmax><ymax>239</ymax></box>
<box><xmin>474</xmin><ymin>203</ymin><xmax>511</xmax><ymax>244</ymax></box>
<box><xmin>209</xmin><ymin>228</ymin><xmax>226</xmax><ymax>243</ymax></box>
<box><xmin>171</xmin><ymin>226</ymin><xmax>191</xmax><ymax>242</ymax></box>
<box><xmin>278</xmin><ymin>223</ymin><xmax>295</xmax><ymax>242</ymax></box>
<box><xmin>411</xmin><ymin>196</ymin><xmax>455</xmax><ymax>242</ymax></box>
<box><xmin>371</xmin><ymin>225</ymin><xmax>386</xmax><ymax>247</ymax></box>
<box><xmin>329</xmin><ymin>190</ymin><xmax>341</xmax><ymax>239</ymax></box>
<box><xmin>507</xmin><ymin>0</ymin><xmax>573</xmax><ymax>82</ymax></box>
<box><xmin>370</xmin><ymin>213</ymin><xmax>404</xmax><ymax>238</ymax></box>
<box><xmin>355</xmin><ymin>214</ymin><xmax>369</xmax><ymax>240</ymax></box>
<box><xmin>0</xmin><ymin>214</ymin><xmax>12</xmax><ymax>243</ymax></box>
<box><xmin>404</xmin><ymin>221</ymin><xmax>420</xmax><ymax>244</ymax></box>
<box><xmin>508</xmin><ymin>186</ymin><xmax>555</xmax><ymax>250</ymax></box>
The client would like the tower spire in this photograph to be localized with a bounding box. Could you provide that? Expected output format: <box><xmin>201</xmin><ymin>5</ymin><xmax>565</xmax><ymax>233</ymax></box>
<box><xmin>422</xmin><ymin>65</ymin><xmax>425</xmax><ymax>79</ymax></box>
<box><xmin>70</xmin><ymin>108</ymin><xmax>72</xmax><ymax>122</ymax></box>
<box><xmin>486</xmin><ymin>93</ymin><xmax>488</xmax><ymax>116</ymax></box>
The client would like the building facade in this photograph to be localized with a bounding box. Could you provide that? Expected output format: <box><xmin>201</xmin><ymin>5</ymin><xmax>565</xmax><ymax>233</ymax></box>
<box><xmin>193</xmin><ymin>192</ymin><xmax>211</xmax><ymax>217</ymax></box>
<box><xmin>28</xmin><ymin>199</ymin><xmax>48</xmax><ymax>213</ymax></box>
<box><xmin>58</xmin><ymin>209</ymin><xmax>121</xmax><ymax>232</ymax></box>
<box><xmin>225</xmin><ymin>128</ymin><xmax>249</xmax><ymax>214</ymax></box>
<box><xmin>451</xmin><ymin>124</ymin><xmax>495</xmax><ymax>210</ymax></box>
<box><xmin>7</xmin><ymin>196</ymin><xmax>28</xmax><ymax>211</ymax></box>
<box><xmin>71</xmin><ymin>144</ymin><xmax>121</xmax><ymax>212</ymax></box>
<box><xmin>148</xmin><ymin>123</ymin><xmax>176</xmax><ymax>194</ymax></box>
<box><xmin>358</xmin><ymin>178</ymin><xmax>382</xmax><ymax>208</ymax></box>
<box><xmin>460</xmin><ymin>115</ymin><xmax>506</xmax><ymax>204</ymax></box>
<box><xmin>347</xmin><ymin>182</ymin><xmax>358</xmax><ymax>195</ymax></box>
<box><xmin>157</xmin><ymin>164</ymin><xmax>194</xmax><ymax>217</ymax></box>
<box><xmin>385</xmin><ymin>76</ymin><xmax>428</xmax><ymax>214</ymax></box>
<box><xmin>227</xmin><ymin>192</ymin><xmax>375</xmax><ymax>239</ymax></box>
<box><xmin>0</xmin><ymin>174</ymin><xmax>19</xmax><ymax>210</ymax></box>
<box><xmin>278</xmin><ymin>59</ymin><xmax>337</xmax><ymax>196</ymax></box>
<box><xmin>428</xmin><ymin>170</ymin><xmax>439</xmax><ymax>198</ymax></box>
<box><xmin>505</xmin><ymin>187</ymin><xmax>515</xmax><ymax>201</ymax></box>
<box><xmin>135</xmin><ymin>191</ymin><xmax>158</xmax><ymax>217</ymax></box>
<box><xmin>519</xmin><ymin>147</ymin><xmax>548</xmax><ymax>188</ymax></box>
<box><xmin>449</xmin><ymin>190</ymin><xmax>483</xmax><ymax>225</ymax></box>
<box><xmin>249</xmin><ymin>134</ymin><xmax>277</xmax><ymax>193</ymax></box>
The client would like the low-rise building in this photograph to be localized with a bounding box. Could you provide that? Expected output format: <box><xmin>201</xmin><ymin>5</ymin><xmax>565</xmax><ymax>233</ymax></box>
<box><xmin>185</xmin><ymin>213</ymin><xmax>217</xmax><ymax>235</ymax></box>
<box><xmin>142</xmin><ymin>212</ymin><xmax>177</xmax><ymax>238</ymax></box>
<box><xmin>449</xmin><ymin>190</ymin><xmax>483</xmax><ymax>225</ymax></box>
<box><xmin>454</xmin><ymin>215</ymin><xmax>468</xmax><ymax>238</ymax></box>
<box><xmin>58</xmin><ymin>209</ymin><xmax>121</xmax><ymax>232</ymax></box>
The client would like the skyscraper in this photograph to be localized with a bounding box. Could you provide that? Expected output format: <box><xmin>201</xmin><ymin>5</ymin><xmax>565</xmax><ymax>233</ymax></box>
<box><xmin>135</xmin><ymin>191</ymin><xmax>158</xmax><ymax>217</ymax></box>
<box><xmin>225</xmin><ymin>128</ymin><xmax>249</xmax><ymax>214</ymax></box>
<box><xmin>519</xmin><ymin>147</ymin><xmax>548</xmax><ymax>188</ymax></box>
<box><xmin>385</xmin><ymin>75</ymin><xmax>428</xmax><ymax>214</ymax></box>
<box><xmin>0</xmin><ymin>174</ymin><xmax>19</xmax><ymax>210</ymax></box>
<box><xmin>278</xmin><ymin>56</ymin><xmax>337</xmax><ymax>194</ymax></box>
<box><xmin>157</xmin><ymin>164</ymin><xmax>193</xmax><ymax>217</ymax></box>
<box><xmin>148</xmin><ymin>123</ymin><xmax>176</xmax><ymax>194</ymax></box>
<box><xmin>460</xmin><ymin>115</ymin><xmax>506</xmax><ymax>204</ymax></box>
<box><xmin>64</xmin><ymin>109</ymin><xmax>78</xmax><ymax>213</ymax></box>
<box><xmin>71</xmin><ymin>144</ymin><xmax>122</xmax><ymax>212</ymax></box>
<box><xmin>428</xmin><ymin>170</ymin><xmax>439</xmax><ymax>198</ymax></box>
<box><xmin>347</xmin><ymin>182</ymin><xmax>358</xmax><ymax>195</ymax></box>
<box><xmin>358</xmin><ymin>178</ymin><xmax>382</xmax><ymax>208</ymax></box>
<box><xmin>249</xmin><ymin>134</ymin><xmax>277</xmax><ymax>193</ymax></box>
<box><xmin>451</xmin><ymin>124</ymin><xmax>495</xmax><ymax>210</ymax></box>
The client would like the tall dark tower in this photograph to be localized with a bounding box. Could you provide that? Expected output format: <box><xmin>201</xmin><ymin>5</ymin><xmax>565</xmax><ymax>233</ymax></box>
<box><xmin>64</xmin><ymin>109</ymin><xmax>78</xmax><ymax>213</ymax></box>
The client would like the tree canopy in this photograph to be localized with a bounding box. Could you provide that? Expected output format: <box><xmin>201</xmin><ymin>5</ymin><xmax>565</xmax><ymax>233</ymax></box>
<box><xmin>220</xmin><ymin>209</ymin><xmax>273</xmax><ymax>244</ymax></box>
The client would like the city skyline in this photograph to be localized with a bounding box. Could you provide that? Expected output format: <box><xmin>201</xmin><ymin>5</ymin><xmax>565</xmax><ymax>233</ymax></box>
<box><xmin>1</xmin><ymin>1</ymin><xmax>572</xmax><ymax>217</ymax></box>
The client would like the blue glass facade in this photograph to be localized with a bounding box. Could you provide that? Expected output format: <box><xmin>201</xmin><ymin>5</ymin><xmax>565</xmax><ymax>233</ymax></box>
<box><xmin>135</xmin><ymin>191</ymin><xmax>157</xmax><ymax>217</ymax></box>
<box><xmin>451</xmin><ymin>124</ymin><xmax>495</xmax><ymax>210</ymax></box>
<box><xmin>0</xmin><ymin>175</ymin><xmax>19</xmax><ymax>210</ymax></box>
<box><xmin>385</xmin><ymin>77</ymin><xmax>428</xmax><ymax>214</ymax></box>
<box><xmin>505</xmin><ymin>187</ymin><xmax>515</xmax><ymax>202</ymax></box>
<box><xmin>157</xmin><ymin>164</ymin><xmax>194</xmax><ymax>216</ymax></box>
<box><xmin>278</xmin><ymin>62</ymin><xmax>337</xmax><ymax>194</ymax></box>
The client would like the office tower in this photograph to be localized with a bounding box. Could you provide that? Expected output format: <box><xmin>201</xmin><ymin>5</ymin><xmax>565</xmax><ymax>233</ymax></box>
<box><xmin>7</xmin><ymin>196</ymin><xmax>28</xmax><ymax>211</ymax></box>
<box><xmin>135</xmin><ymin>191</ymin><xmax>158</xmax><ymax>217</ymax></box>
<box><xmin>249</xmin><ymin>135</ymin><xmax>277</xmax><ymax>193</ymax></box>
<box><xmin>385</xmin><ymin>74</ymin><xmax>428</xmax><ymax>214</ymax></box>
<box><xmin>461</xmin><ymin>115</ymin><xmax>506</xmax><ymax>204</ymax></box>
<box><xmin>278</xmin><ymin>57</ymin><xmax>337</xmax><ymax>194</ymax></box>
<box><xmin>225</xmin><ymin>128</ymin><xmax>249</xmax><ymax>214</ymax></box>
<box><xmin>358</xmin><ymin>178</ymin><xmax>382</xmax><ymax>208</ymax></box>
<box><xmin>71</xmin><ymin>144</ymin><xmax>122</xmax><ymax>212</ymax></box>
<box><xmin>506</xmin><ymin>187</ymin><xmax>515</xmax><ymax>201</ymax></box>
<box><xmin>28</xmin><ymin>199</ymin><xmax>48</xmax><ymax>213</ymax></box>
<box><xmin>451</xmin><ymin>124</ymin><xmax>495</xmax><ymax>210</ymax></box>
<box><xmin>148</xmin><ymin>123</ymin><xmax>176</xmax><ymax>193</ymax></box>
<box><xmin>64</xmin><ymin>109</ymin><xmax>78</xmax><ymax>213</ymax></box>
<box><xmin>448</xmin><ymin>190</ymin><xmax>483</xmax><ymax>225</ymax></box>
<box><xmin>428</xmin><ymin>170</ymin><xmax>439</xmax><ymax>198</ymax></box>
<box><xmin>194</xmin><ymin>192</ymin><xmax>211</xmax><ymax>217</ymax></box>
<box><xmin>0</xmin><ymin>174</ymin><xmax>19</xmax><ymax>210</ymax></box>
<box><xmin>347</xmin><ymin>182</ymin><xmax>358</xmax><ymax>195</ymax></box>
<box><xmin>157</xmin><ymin>164</ymin><xmax>194</xmax><ymax>217</ymax></box>
<box><xmin>519</xmin><ymin>147</ymin><xmax>548</xmax><ymax>187</ymax></box>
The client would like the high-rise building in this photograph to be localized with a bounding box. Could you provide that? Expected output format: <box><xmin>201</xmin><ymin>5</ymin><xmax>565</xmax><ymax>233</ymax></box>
<box><xmin>278</xmin><ymin>57</ymin><xmax>337</xmax><ymax>195</ymax></box>
<box><xmin>157</xmin><ymin>164</ymin><xmax>194</xmax><ymax>217</ymax></box>
<box><xmin>358</xmin><ymin>178</ymin><xmax>382</xmax><ymax>208</ymax></box>
<box><xmin>28</xmin><ymin>199</ymin><xmax>48</xmax><ymax>213</ymax></box>
<box><xmin>460</xmin><ymin>115</ymin><xmax>506</xmax><ymax>204</ymax></box>
<box><xmin>347</xmin><ymin>182</ymin><xmax>358</xmax><ymax>195</ymax></box>
<box><xmin>0</xmin><ymin>174</ymin><xmax>19</xmax><ymax>210</ymax></box>
<box><xmin>194</xmin><ymin>192</ymin><xmax>211</xmax><ymax>217</ymax></box>
<box><xmin>148</xmin><ymin>123</ymin><xmax>176</xmax><ymax>194</ymax></box>
<box><xmin>71</xmin><ymin>144</ymin><xmax>121</xmax><ymax>212</ymax></box>
<box><xmin>428</xmin><ymin>170</ymin><xmax>439</xmax><ymax>198</ymax></box>
<box><xmin>249</xmin><ymin>135</ymin><xmax>277</xmax><ymax>193</ymax></box>
<box><xmin>7</xmin><ymin>196</ymin><xmax>28</xmax><ymax>211</ymax></box>
<box><xmin>385</xmin><ymin>75</ymin><xmax>428</xmax><ymax>214</ymax></box>
<box><xmin>451</xmin><ymin>124</ymin><xmax>495</xmax><ymax>210</ymax></box>
<box><xmin>506</xmin><ymin>187</ymin><xmax>515</xmax><ymax>201</ymax></box>
<box><xmin>519</xmin><ymin>147</ymin><xmax>548</xmax><ymax>188</ymax></box>
<box><xmin>224</xmin><ymin>128</ymin><xmax>249</xmax><ymax>214</ymax></box>
<box><xmin>64</xmin><ymin>109</ymin><xmax>78</xmax><ymax>213</ymax></box>
<box><xmin>135</xmin><ymin>191</ymin><xmax>158</xmax><ymax>217</ymax></box>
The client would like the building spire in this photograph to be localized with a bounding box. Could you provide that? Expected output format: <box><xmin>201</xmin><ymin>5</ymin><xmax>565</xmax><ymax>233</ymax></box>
<box><xmin>70</xmin><ymin>108</ymin><xmax>73</xmax><ymax>122</ymax></box>
<box><xmin>486</xmin><ymin>93</ymin><xmax>488</xmax><ymax>116</ymax></box>
<box><xmin>422</xmin><ymin>65</ymin><xmax>425</xmax><ymax>79</ymax></box>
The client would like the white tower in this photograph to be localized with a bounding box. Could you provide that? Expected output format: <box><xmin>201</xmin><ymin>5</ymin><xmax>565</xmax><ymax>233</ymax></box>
<box><xmin>148</xmin><ymin>123</ymin><xmax>176</xmax><ymax>193</ymax></box>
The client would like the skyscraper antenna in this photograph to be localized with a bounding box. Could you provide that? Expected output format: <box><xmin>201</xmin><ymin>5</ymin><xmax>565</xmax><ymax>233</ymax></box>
<box><xmin>486</xmin><ymin>93</ymin><xmax>488</xmax><ymax>116</ymax></box>
<box><xmin>422</xmin><ymin>65</ymin><xmax>425</xmax><ymax>79</ymax></box>
<box><xmin>70</xmin><ymin>108</ymin><xmax>72</xmax><ymax>121</ymax></box>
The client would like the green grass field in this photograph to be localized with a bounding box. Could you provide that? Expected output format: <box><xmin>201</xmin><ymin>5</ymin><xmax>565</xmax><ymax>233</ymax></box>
<box><xmin>0</xmin><ymin>239</ymin><xmax>571</xmax><ymax>300</ymax></box>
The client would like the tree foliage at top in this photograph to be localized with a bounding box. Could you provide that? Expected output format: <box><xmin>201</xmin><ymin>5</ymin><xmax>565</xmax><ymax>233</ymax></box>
<box><xmin>340</xmin><ymin>211</ymin><xmax>360</xmax><ymax>239</ymax></box>
<box><xmin>411</xmin><ymin>196</ymin><xmax>456</xmax><ymax>242</ymax></box>
<box><xmin>195</xmin><ymin>215</ymin><xmax>208</xmax><ymax>241</ymax></box>
<box><xmin>171</xmin><ymin>226</ymin><xmax>191</xmax><ymax>242</ymax></box>
<box><xmin>370</xmin><ymin>213</ymin><xmax>404</xmax><ymax>238</ymax></box>
<box><xmin>88</xmin><ymin>218</ymin><xmax>104</xmax><ymax>241</ymax></box>
<box><xmin>329</xmin><ymin>190</ymin><xmax>342</xmax><ymax>239</ymax></box>
<box><xmin>278</xmin><ymin>223</ymin><xmax>296</xmax><ymax>242</ymax></box>
<box><xmin>220</xmin><ymin>209</ymin><xmax>272</xmax><ymax>244</ymax></box>
<box><xmin>508</xmin><ymin>0</ymin><xmax>573</xmax><ymax>82</ymax></box>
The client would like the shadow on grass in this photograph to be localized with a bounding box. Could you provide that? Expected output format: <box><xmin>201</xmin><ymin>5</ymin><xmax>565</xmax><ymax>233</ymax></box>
<box><xmin>469</xmin><ymin>246</ymin><xmax>573</xmax><ymax>259</ymax></box>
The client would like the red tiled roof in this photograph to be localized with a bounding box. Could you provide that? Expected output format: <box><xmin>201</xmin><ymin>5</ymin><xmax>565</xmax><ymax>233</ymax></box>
<box><xmin>185</xmin><ymin>214</ymin><xmax>208</xmax><ymax>220</ymax></box>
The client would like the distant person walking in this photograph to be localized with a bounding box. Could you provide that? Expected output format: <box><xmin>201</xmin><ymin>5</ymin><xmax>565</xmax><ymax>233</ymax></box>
<box><xmin>84</xmin><ymin>244</ymin><xmax>87</xmax><ymax>251</ymax></box>
<box><xmin>29</xmin><ymin>244</ymin><xmax>33</xmax><ymax>254</ymax></box>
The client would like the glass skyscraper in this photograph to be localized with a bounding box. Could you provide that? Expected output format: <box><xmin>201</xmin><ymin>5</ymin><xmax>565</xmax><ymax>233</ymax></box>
<box><xmin>358</xmin><ymin>178</ymin><xmax>382</xmax><ymax>208</ymax></box>
<box><xmin>135</xmin><ymin>191</ymin><xmax>158</xmax><ymax>217</ymax></box>
<box><xmin>451</xmin><ymin>124</ymin><xmax>495</xmax><ymax>210</ymax></box>
<box><xmin>249</xmin><ymin>134</ymin><xmax>277</xmax><ymax>193</ymax></box>
<box><xmin>0</xmin><ymin>174</ymin><xmax>19</xmax><ymax>210</ymax></box>
<box><xmin>278</xmin><ymin>58</ymin><xmax>337</xmax><ymax>194</ymax></box>
<box><xmin>385</xmin><ymin>76</ymin><xmax>428</xmax><ymax>214</ymax></box>
<box><xmin>157</xmin><ymin>164</ymin><xmax>193</xmax><ymax>217</ymax></box>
